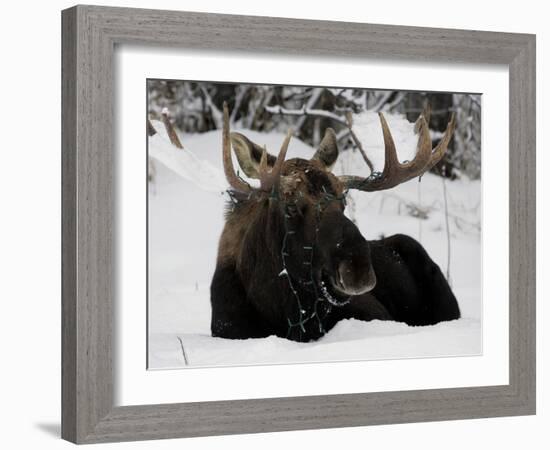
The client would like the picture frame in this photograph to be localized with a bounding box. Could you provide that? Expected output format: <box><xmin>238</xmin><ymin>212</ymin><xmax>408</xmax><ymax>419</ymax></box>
<box><xmin>61</xmin><ymin>4</ymin><xmax>536</xmax><ymax>444</ymax></box>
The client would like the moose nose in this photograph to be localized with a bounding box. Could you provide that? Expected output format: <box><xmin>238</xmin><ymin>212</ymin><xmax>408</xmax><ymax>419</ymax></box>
<box><xmin>337</xmin><ymin>260</ymin><xmax>377</xmax><ymax>295</ymax></box>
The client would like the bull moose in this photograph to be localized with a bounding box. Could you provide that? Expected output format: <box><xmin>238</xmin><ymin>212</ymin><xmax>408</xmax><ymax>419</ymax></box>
<box><xmin>211</xmin><ymin>103</ymin><xmax>460</xmax><ymax>342</ymax></box>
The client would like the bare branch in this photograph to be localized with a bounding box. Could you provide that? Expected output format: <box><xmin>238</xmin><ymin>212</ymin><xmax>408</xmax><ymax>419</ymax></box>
<box><xmin>176</xmin><ymin>336</ymin><xmax>189</xmax><ymax>366</ymax></box>
<box><xmin>200</xmin><ymin>86</ymin><xmax>223</xmax><ymax>128</ymax></box>
<box><xmin>345</xmin><ymin>112</ymin><xmax>374</xmax><ymax>173</ymax></box>
<box><xmin>441</xmin><ymin>176</ymin><xmax>452</xmax><ymax>284</ymax></box>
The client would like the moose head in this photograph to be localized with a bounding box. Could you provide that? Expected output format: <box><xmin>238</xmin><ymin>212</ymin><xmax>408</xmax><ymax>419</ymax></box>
<box><xmin>212</xmin><ymin>103</ymin><xmax>456</xmax><ymax>341</ymax></box>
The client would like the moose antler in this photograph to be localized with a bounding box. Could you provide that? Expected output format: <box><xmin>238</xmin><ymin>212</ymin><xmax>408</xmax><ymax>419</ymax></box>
<box><xmin>223</xmin><ymin>102</ymin><xmax>253</xmax><ymax>193</ymax></box>
<box><xmin>161</xmin><ymin>108</ymin><xmax>184</xmax><ymax>149</ymax></box>
<box><xmin>339</xmin><ymin>110</ymin><xmax>456</xmax><ymax>192</ymax></box>
<box><xmin>223</xmin><ymin>102</ymin><xmax>292</xmax><ymax>194</ymax></box>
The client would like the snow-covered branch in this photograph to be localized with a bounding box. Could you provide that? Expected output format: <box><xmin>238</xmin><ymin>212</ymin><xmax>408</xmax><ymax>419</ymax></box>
<box><xmin>294</xmin><ymin>88</ymin><xmax>324</xmax><ymax>131</ymax></box>
<box><xmin>265</xmin><ymin>105</ymin><xmax>347</xmax><ymax>125</ymax></box>
<box><xmin>200</xmin><ymin>86</ymin><xmax>223</xmax><ymax>129</ymax></box>
<box><xmin>370</xmin><ymin>91</ymin><xmax>393</xmax><ymax>111</ymax></box>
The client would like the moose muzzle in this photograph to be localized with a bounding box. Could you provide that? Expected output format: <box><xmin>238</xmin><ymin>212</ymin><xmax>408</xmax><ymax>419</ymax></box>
<box><xmin>336</xmin><ymin>258</ymin><xmax>377</xmax><ymax>295</ymax></box>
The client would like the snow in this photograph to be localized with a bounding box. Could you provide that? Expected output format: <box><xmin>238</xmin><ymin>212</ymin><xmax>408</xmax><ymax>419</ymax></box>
<box><xmin>147</xmin><ymin>113</ymin><xmax>481</xmax><ymax>369</ymax></box>
<box><xmin>149</xmin><ymin>120</ymin><xmax>226</xmax><ymax>192</ymax></box>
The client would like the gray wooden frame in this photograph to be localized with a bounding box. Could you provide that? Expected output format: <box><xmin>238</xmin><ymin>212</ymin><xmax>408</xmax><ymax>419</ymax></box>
<box><xmin>61</xmin><ymin>4</ymin><xmax>536</xmax><ymax>444</ymax></box>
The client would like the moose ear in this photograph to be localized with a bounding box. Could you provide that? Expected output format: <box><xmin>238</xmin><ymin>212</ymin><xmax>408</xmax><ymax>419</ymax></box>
<box><xmin>312</xmin><ymin>128</ymin><xmax>339</xmax><ymax>171</ymax></box>
<box><xmin>230</xmin><ymin>132</ymin><xmax>277</xmax><ymax>179</ymax></box>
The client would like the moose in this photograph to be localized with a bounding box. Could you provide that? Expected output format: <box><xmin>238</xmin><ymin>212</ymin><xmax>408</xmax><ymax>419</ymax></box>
<box><xmin>210</xmin><ymin>103</ymin><xmax>460</xmax><ymax>342</ymax></box>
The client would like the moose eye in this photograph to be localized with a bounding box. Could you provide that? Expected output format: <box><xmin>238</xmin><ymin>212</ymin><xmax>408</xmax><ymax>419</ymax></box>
<box><xmin>286</xmin><ymin>201</ymin><xmax>308</xmax><ymax>218</ymax></box>
<box><xmin>285</xmin><ymin>204</ymin><xmax>299</xmax><ymax>217</ymax></box>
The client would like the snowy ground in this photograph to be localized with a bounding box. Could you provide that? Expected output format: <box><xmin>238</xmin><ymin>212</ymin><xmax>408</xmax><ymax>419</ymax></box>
<box><xmin>148</xmin><ymin>112</ymin><xmax>482</xmax><ymax>369</ymax></box>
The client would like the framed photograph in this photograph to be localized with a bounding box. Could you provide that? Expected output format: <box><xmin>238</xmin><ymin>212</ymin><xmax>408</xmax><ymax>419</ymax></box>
<box><xmin>147</xmin><ymin>80</ymin><xmax>481</xmax><ymax>368</ymax></box>
<box><xmin>62</xmin><ymin>5</ymin><xmax>536</xmax><ymax>444</ymax></box>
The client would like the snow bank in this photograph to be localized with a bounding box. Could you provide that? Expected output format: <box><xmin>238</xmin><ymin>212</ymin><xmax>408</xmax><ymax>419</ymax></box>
<box><xmin>147</xmin><ymin>114</ymin><xmax>481</xmax><ymax>369</ymax></box>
